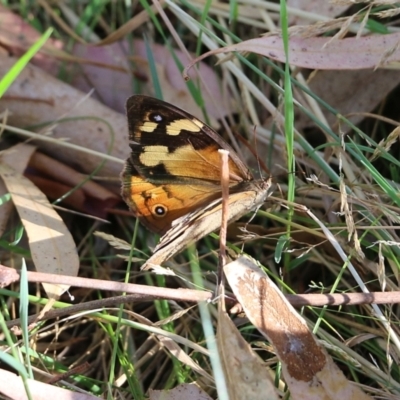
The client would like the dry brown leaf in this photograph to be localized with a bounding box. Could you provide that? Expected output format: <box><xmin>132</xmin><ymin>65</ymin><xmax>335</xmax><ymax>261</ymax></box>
<box><xmin>29</xmin><ymin>152</ymin><xmax>117</xmax><ymax>201</ymax></box>
<box><xmin>0</xmin><ymin>5</ymin><xmax>230</xmax><ymax>120</ymax></box>
<box><xmin>0</xmin><ymin>141</ymin><xmax>35</xmax><ymax>238</ymax></box>
<box><xmin>25</xmin><ymin>174</ymin><xmax>111</xmax><ymax>217</ymax></box>
<box><xmin>185</xmin><ymin>32</ymin><xmax>400</xmax><ymax>72</ymax></box>
<box><xmin>298</xmin><ymin>69</ymin><xmax>400</xmax><ymax>130</ymax></box>
<box><xmin>288</xmin><ymin>0</ymin><xmax>349</xmax><ymax>25</ymax></box>
<box><xmin>73</xmin><ymin>40</ymin><xmax>230</xmax><ymax>122</ymax></box>
<box><xmin>27</xmin><ymin>152</ymin><xmax>120</xmax><ymax>217</ymax></box>
<box><xmin>0</xmin><ymin>178</ymin><xmax>12</xmax><ymax>237</ymax></box>
<box><xmin>0</xmin><ymin>144</ymin><xmax>79</xmax><ymax>299</ymax></box>
<box><xmin>224</xmin><ymin>256</ymin><xmax>372</xmax><ymax>400</ymax></box>
<box><xmin>0</xmin><ymin>4</ymin><xmax>67</xmax><ymax>75</ymax></box>
<box><xmin>217</xmin><ymin>308</ymin><xmax>279</xmax><ymax>400</ymax></box>
<box><xmin>0</xmin><ymin>368</ymin><xmax>98</xmax><ymax>400</ymax></box>
<box><xmin>0</xmin><ymin>141</ymin><xmax>36</xmax><ymax>237</ymax></box>
<box><xmin>0</xmin><ymin>55</ymin><xmax>127</xmax><ymax>183</ymax></box>
<box><xmin>149</xmin><ymin>383</ymin><xmax>212</xmax><ymax>400</ymax></box>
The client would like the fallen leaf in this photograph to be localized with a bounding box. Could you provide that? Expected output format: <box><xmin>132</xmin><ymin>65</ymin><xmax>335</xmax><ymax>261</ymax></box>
<box><xmin>0</xmin><ymin>141</ymin><xmax>36</xmax><ymax>237</ymax></box>
<box><xmin>224</xmin><ymin>256</ymin><xmax>372</xmax><ymax>400</ymax></box>
<box><xmin>0</xmin><ymin>368</ymin><xmax>98</xmax><ymax>400</ymax></box>
<box><xmin>0</xmin><ymin>5</ymin><xmax>231</xmax><ymax>121</ymax></box>
<box><xmin>149</xmin><ymin>383</ymin><xmax>212</xmax><ymax>400</ymax></box>
<box><xmin>73</xmin><ymin>40</ymin><xmax>230</xmax><ymax>121</ymax></box>
<box><xmin>0</xmin><ymin>56</ymin><xmax>127</xmax><ymax>183</ymax></box>
<box><xmin>185</xmin><ymin>32</ymin><xmax>400</xmax><ymax>72</ymax></box>
<box><xmin>298</xmin><ymin>69</ymin><xmax>400</xmax><ymax>130</ymax></box>
<box><xmin>0</xmin><ymin>144</ymin><xmax>79</xmax><ymax>298</ymax></box>
<box><xmin>288</xmin><ymin>0</ymin><xmax>349</xmax><ymax>25</ymax></box>
<box><xmin>27</xmin><ymin>151</ymin><xmax>120</xmax><ymax>217</ymax></box>
<box><xmin>0</xmin><ymin>4</ymin><xmax>65</xmax><ymax>75</ymax></box>
<box><xmin>217</xmin><ymin>309</ymin><xmax>279</xmax><ymax>400</ymax></box>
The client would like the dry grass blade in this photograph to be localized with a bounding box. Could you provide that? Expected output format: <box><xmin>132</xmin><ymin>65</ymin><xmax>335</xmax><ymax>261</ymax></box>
<box><xmin>95</xmin><ymin>4</ymin><xmax>158</xmax><ymax>45</ymax></box>
<box><xmin>0</xmin><ymin>144</ymin><xmax>78</xmax><ymax>299</ymax></box>
<box><xmin>157</xmin><ymin>335</ymin><xmax>213</xmax><ymax>381</ymax></box>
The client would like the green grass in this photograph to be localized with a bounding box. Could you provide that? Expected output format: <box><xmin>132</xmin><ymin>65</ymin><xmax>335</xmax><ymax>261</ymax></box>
<box><xmin>0</xmin><ymin>27</ymin><xmax>53</xmax><ymax>98</ymax></box>
<box><xmin>1</xmin><ymin>1</ymin><xmax>400</xmax><ymax>399</ymax></box>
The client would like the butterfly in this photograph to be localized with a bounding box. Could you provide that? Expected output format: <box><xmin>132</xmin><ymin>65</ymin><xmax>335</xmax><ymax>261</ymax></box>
<box><xmin>121</xmin><ymin>95</ymin><xmax>271</xmax><ymax>267</ymax></box>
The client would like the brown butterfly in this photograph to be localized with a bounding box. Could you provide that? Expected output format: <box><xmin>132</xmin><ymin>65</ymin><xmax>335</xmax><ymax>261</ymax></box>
<box><xmin>121</xmin><ymin>96</ymin><xmax>271</xmax><ymax>266</ymax></box>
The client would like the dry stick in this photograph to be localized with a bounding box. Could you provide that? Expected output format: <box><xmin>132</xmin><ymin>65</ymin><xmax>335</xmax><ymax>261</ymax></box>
<box><xmin>2</xmin><ymin>266</ymin><xmax>400</xmax><ymax>313</ymax></box>
<box><xmin>7</xmin><ymin>289</ymin><xmax>400</xmax><ymax>330</ymax></box>
<box><xmin>46</xmin><ymin>362</ymin><xmax>90</xmax><ymax>384</ymax></box>
<box><xmin>218</xmin><ymin>149</ymin><xmax>230</xmax><ymax>307</ymax></box>
<box><xmin>0</xmin><ymin>265</ymin><xmax>211</xmax><ymax>302</ymax></box>
<box><xmin>6</xmin><ymin>294</ymin><xmax>152</xmax><ymax>330</ymax></box>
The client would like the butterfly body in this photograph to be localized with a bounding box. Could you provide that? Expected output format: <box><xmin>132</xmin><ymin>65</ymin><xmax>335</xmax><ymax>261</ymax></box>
<box><xmin>121</xmin><ymin>95</ymin><xmax>271</xmax><ymax>240</ymax></box>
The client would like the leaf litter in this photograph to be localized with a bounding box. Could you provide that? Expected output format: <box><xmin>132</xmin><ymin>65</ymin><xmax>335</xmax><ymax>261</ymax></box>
<box><xmin>0</xmin><ymin>1</ymin><xmax>399</xmax><ymax>399</ymax></box>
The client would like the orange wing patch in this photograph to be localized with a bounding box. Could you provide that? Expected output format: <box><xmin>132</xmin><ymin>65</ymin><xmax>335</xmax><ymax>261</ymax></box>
<box><xmin>139</xmin><ymin>144</ymin><xmax>247</xmax><ymax>183</ymax></box>
<box><xmin>124</xmin><ymin>175</ymin><xmax>222</xmax><ymax>235</ymax></box>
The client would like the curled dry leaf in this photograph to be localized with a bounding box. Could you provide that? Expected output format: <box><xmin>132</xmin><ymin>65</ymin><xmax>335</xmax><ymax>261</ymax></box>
<box><xmin>217</xmin><ymin>309</ymin><xmax>279</xmax><ymax>400</ymax></box>
<box><xmin>224</xmin><ymin>256</ymin><xmax>372</xmax><ymax>400</ymax></box>
<box><xmin>27</xmin><ymin>152</ymin><xmax>120</xmax><ymax>218</ymax></box>
<box><xmin>0</xmin><ymin>55</ymin><xmax>127</xmax><ymax>184</ymax></box>
<box><xmin>0</xmin><ymin>144</ymin><xmax>79</xmax><ymax>299</ymax></box>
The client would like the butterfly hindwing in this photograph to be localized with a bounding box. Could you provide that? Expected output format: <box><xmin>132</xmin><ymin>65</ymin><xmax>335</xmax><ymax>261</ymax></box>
<box><xmin>122</xmin><ymin>158</ymin><xmax>223</xmax><ymax>235</ymax></box>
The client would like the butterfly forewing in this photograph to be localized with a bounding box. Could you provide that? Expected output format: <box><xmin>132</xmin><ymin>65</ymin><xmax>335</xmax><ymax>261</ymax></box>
<box><xmin>126</xmin><ymin>96</ymin><xmax>252</xmax><ymax>184</ymax></box>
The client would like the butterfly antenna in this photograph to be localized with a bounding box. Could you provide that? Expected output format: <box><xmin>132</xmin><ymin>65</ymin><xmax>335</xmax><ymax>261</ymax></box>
<box><xmin>252</xmin><ymin>125</ymin><xmax>264</xmax><ymax>178</ymax></box>
<box><xmin>235</xmin><ymin>126</ymin><xmax>270</xmax><ymax>176</ymax></box>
